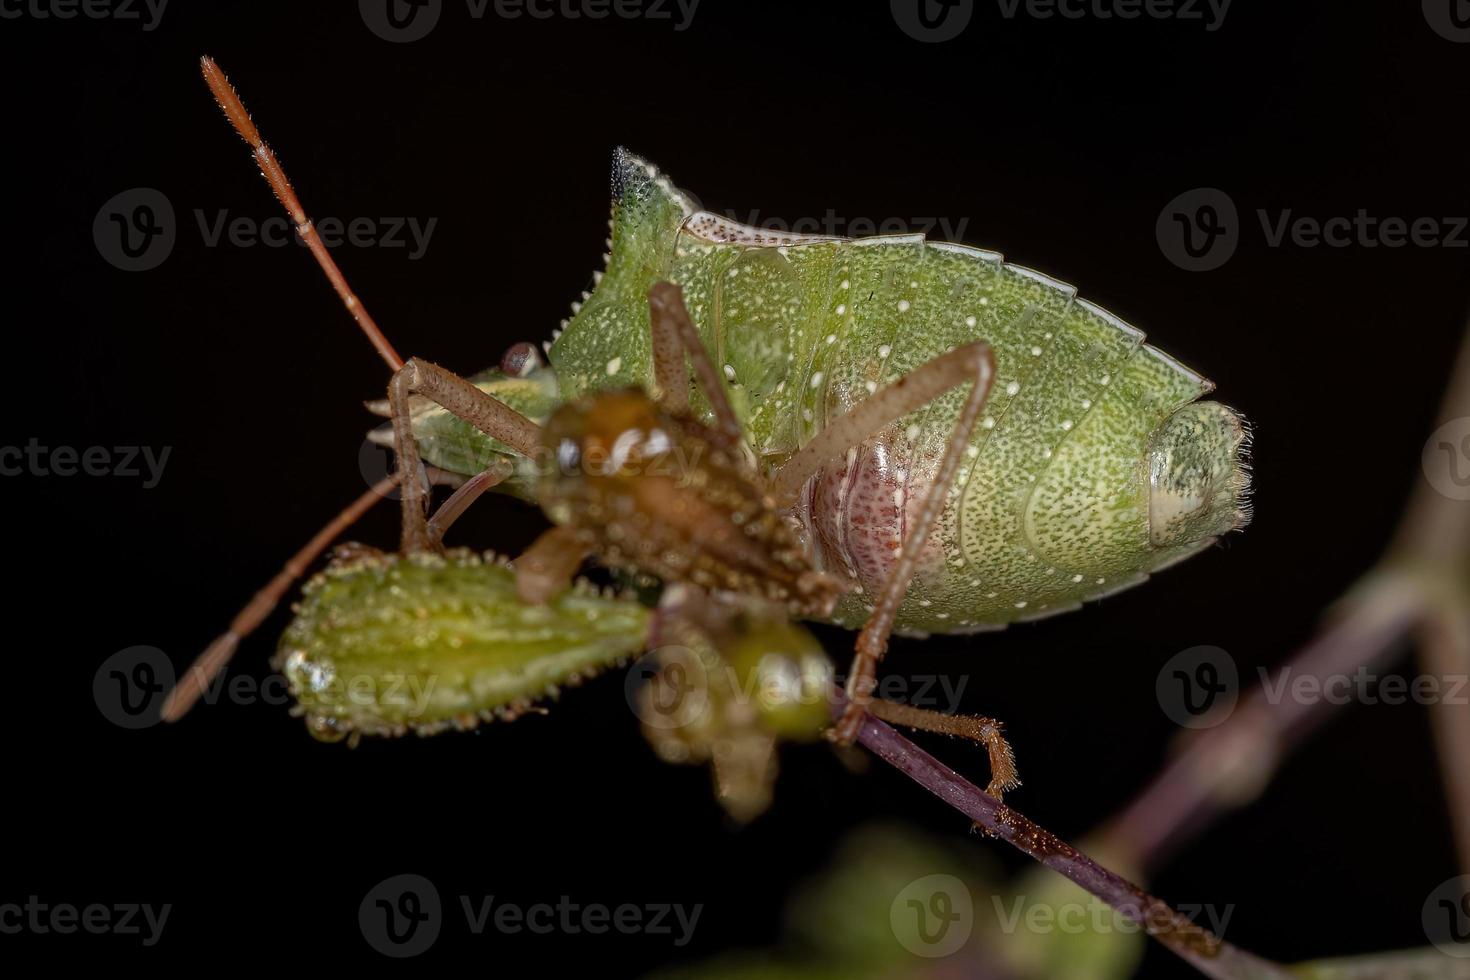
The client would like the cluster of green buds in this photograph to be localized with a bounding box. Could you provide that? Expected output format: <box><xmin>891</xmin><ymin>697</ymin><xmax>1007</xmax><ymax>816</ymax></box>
<box><xmin>275</xmin><ymin>547</ymin><xmax>834</xmax><ymax>820</ymax></box>
<box><xmin>275</xmin><ymin>547</ymin><xmax>650</xmax><ymax>743</ymax></box>
<box><xmin>635</xmin><ymin>587</ymin><xmax>835</xmax><ymax>821</ymax></box>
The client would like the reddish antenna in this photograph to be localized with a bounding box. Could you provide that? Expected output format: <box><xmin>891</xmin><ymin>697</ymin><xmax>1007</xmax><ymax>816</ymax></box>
<box><xmin>199</xmin><ymin>56</ymin><xmax>405</xmax><ymax>371</ymax></box>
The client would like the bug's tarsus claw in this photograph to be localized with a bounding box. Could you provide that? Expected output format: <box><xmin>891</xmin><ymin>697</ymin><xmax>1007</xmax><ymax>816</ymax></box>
<box><xmin>971</xmin><ymin>820</ymin><xmax>999</xmax><ymax>838</ymax></box>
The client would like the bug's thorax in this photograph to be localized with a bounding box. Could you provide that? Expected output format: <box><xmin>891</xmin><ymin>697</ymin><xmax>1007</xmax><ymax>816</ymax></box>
<box><xmin>537</xmin><ymin>389</ymin><xmax>843</xmax><ymax>617</ymax></box>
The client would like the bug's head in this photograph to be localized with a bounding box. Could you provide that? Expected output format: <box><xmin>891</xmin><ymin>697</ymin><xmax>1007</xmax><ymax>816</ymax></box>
<box><xmin>541</xmin><ymin>389</ymin><xmax>666</xmax><ymax>476</ymax></box>
<box><xmin>1146</xmin><ymin>401</ymin><xmax>1253</xmax><ymax>552</ymax></box>
<box><xmin>366</xmin><ymin>342</ymin><xmax>561</xmax><ymax>499</ymax></box>
<box><xmin>536</xmin><ymin>388</ymin><xmax>671</xmax><ymax>524</ymax></box>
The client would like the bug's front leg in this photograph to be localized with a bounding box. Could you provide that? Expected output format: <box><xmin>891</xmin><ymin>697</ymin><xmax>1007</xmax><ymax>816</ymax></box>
<box><xmin>388</xmin><ymin>357</ymin><xmax>541</xmax><ymax>553</ymax></box>
<box><xmin>770</xmin><ymin>342</ymin><xmax>996</xmax><ymax>746</ymax></box>
<box><xmin>424</xmin><ymin>457</ymin><xmax>516</xmax><ymax>547</ymax></box>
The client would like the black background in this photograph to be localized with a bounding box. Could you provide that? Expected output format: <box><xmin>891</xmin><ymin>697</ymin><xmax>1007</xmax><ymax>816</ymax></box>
<box><xmin>8</xmin><ymin>1</ymin><xmax>1469</xmax><ymax>975</ymax></box>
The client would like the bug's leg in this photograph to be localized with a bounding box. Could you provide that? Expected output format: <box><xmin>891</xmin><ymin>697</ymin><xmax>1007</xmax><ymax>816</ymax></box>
<box><xmin>426</xmin><ymin>458</ymin><xmax>516</xmax><ymax>547</ymax></box>
<box><xmin>647</xmin><ymin>282</ymin><xmax>743</xmax><ymax>447</ymax></box>
<box><xmin>389</xmin><ymin>358</ymin><xmax>542</xmax><ymax>553</ymax></box>
<box><xmin>773</xmin><ymin>342</ymin><xmax>995</xmax><ymax>744</ymax></box>
<box><xmin>771</xmin><ymin>342</ymin><xmax>995</xmax><ymax>508</ymax></box>
<box><xmin>514</xmin><ymin>526</ymin><xmax>592</xmax><ymax>604</ymax></box>
<box><xmin>866</xmin><ymin>699</ymin><xmax>1020</xmax><ymax>800</ymax></box>
<box><xmin>160</xmin><ymin>467</ymin><xmax>461</xmax><ymax>722</ymax></box>
<box><xmin>647</xmin><ymin>283</ymin><xmax>691</xmax><ymax>417</ymax></box>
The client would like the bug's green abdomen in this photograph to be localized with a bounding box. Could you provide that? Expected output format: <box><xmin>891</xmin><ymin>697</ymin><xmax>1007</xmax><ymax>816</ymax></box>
<box><xmin>549</xmin><ymin>151</ymin><xmax>1250</xmax><ymax>635</ymax></box>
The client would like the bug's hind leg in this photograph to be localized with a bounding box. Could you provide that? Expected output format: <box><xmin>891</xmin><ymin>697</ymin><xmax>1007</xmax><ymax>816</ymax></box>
<box><xmin>866</xmin><ymin>699</ymin><xmax>1020</xmax><ymax>800</ymax></box>
<box><xmin>389</xmin><ymin>358</ymin><xmax>541</xmax><ymax>553</ymax></box>
<box><xmin>771</xmin><ymin>343</ymin><xmax>993</xmax><ymax>509</ymax></box>
<box><xmin>768</xmin><ymin>342</ymin><xmax>996</xmax><ymax>744</ymax></box>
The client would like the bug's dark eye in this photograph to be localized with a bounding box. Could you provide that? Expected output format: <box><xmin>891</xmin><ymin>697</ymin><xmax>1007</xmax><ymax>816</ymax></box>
<box><xmin>499</xmin><ymin>342</ymin><xmax>542</xmax><ymax>377</ymax></box>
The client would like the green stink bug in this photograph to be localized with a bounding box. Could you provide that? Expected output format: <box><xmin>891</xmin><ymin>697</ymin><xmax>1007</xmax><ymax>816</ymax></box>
<box><xmin>398</xmin><ymin>148</ymin><xmax>1252</xmax><ymax>637</ymax></box>
<box><xmin>170</xmin><ymin>58</ymin><xmax>1248</xmax><ymax>762</ymax></box>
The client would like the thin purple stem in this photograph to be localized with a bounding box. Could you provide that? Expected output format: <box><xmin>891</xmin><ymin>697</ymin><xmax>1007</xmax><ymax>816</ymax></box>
<box><xmin>1099</xmin><ymin>319</ymin><xmax>1470</xmax><ymax>874</ymax></box>
<box><xmin>1103</xmin><ymin>580</ymin><xmax>1426</xmax><ymax>867</ymax></box>
<box><xmin>849</xmin><ymin>703</ymin><xmax>1294</xmax><ymax>979</ymax></box>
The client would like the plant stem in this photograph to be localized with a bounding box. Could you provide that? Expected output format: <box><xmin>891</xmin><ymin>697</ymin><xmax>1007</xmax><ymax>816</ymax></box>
<box><xmin>1417</xmin><ymin>606</ymin><xmax>1470</xmax><ymax>876</ymax></box>
<box><xmin>1099</xmin><ymin>577</ymin><xmax>1425</xmax><ymax>868</ymax></box>
<box><xmin>1098</xmin><ymin>319</ymin><xmax>1470</xmax><ymax>874</ymax></box>
<box><xmin>850</xmin><ymin>704</ymin><xmax>1294</xmax><ymax>980</ymax></box>
<box><xmin>1394</xmin><ymin>317</ymin><xmax>1470</xmax><ymax>879</ymax></box>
